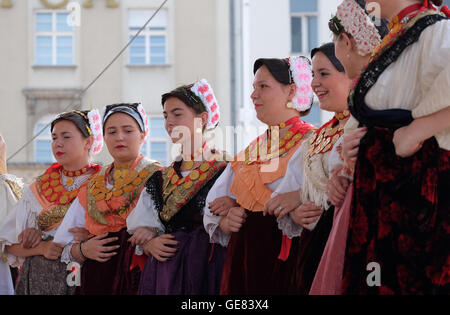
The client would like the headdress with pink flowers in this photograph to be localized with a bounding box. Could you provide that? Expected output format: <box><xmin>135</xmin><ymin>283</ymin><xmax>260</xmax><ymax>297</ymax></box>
<box><xmin>87</xmin><ymin>109</ymin><xmax>103</xmax><ymax>155</ymax></box>
<box><xmin>190</xmin><ymin>79</ymin><xmax>220</xmax><ymax>130</ymax></box>
<box><xmin>288</xmin><ymin>56</ymin><xmax>314</xmax><ymax>112</ymax></box>
<box><xmin>331</xmin><ymin>0</ymin><xmax>382</xmax><ymax>56</ymax></box>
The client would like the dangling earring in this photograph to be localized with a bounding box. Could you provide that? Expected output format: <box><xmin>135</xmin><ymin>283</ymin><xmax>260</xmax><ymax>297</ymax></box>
<box><xmin>286</xmin><ymin>102</ymin><xmax>294</xmax><ymax>109</ymax></box>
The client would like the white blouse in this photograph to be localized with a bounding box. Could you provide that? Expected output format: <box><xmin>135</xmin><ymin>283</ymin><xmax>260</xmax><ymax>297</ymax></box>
<box><xmin>203</xmin><ymin>144</ymin><xmax>305</xmax><ymax>247</ymax></box>
<box><xmin>0</xmin><ymin>171</ymin><xmax>93</xmax><ymax>266</ymax></box>
<box><xmin>365</xmin><ymin>19</ymin><xmax>450</xmax><ymax>149</ymax></box>
<box><xmin>0</xmin><ymin>174</ymin><xmax>23</xmax><ymax>295</ymax></box>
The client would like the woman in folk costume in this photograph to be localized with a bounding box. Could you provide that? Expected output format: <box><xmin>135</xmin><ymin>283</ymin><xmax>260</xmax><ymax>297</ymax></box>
<box><xmin>309</xmin><ymin>0</ymin><xmax>388</xmax><ymax>295</ymax></box>
<box><xmin>0</xmin><ymin>136</ymin><xmax>23</xmax><ymax>295</ymax></box>
<box><xmin>204</xmin><ymin>56</ymin><xmax>316</xmax><ymax>295</ymax></box>
<box><xmin>0</xmin><ymin>110</ymin><xmax>103</xmax><ymax>295</ymax></box>
<box><xmin>340</xmin><ymin>0</ymin><xmax>450</xmax><ymax>295</ymax></box>
<box><xmin>271</xmin><ymin>43</ymin><xmax>353</xmax><ymax>294</ymax></box>
<box><xmin>127</xmin><ymin>80</ymin><xmax>231</xmax><ymax>295</ymax></box>
<box><xmin>54</xmin><ymin>103</ymin><xmax>161</xmax><ymax>295</ymax></box>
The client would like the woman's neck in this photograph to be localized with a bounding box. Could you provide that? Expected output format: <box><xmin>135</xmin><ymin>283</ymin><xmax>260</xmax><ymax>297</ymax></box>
<box><xmin>62</xmin><ymin>159</ymin><xmax>90</xmax><ymax>172</ymax></box>
<box><xmin>114</xmin><ymin>156</ymin><xmax>138</xmax><ymax>168</ymax></box>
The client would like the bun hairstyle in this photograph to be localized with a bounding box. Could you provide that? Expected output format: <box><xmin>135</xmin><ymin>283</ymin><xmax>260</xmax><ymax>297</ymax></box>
<box><xmin>161</xmin><ymin>85</ymin><xmax>207</xmax><ymax>115</ymax></box>
<box><xmin>51</xmin><ymin>110</ymin><xmax>91</xmax><ymax>138</ymax></box>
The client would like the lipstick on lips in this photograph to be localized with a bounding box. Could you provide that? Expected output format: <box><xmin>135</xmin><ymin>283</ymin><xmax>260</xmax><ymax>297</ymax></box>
<box><xmin>56</xmin><ymin>152</ymin><xmax>65</xmax><ymax>157</ymax></box>
<box><xmin>115</xmin><ymin>145</ymin><xmax>127</xmax><ymax>149</ymax></box>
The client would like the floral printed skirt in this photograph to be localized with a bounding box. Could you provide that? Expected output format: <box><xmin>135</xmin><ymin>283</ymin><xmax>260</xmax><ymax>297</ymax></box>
<box><xmin>342</xmin><ymin>128</ymin><xmax>450</xmax><ymax>295</ymax></box>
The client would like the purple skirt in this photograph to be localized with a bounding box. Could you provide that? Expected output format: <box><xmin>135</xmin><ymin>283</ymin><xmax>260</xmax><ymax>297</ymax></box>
<box><xmin>138</xmin><ymin>226</ymin><xmax>226</xmax><ymax>295</ymax></box>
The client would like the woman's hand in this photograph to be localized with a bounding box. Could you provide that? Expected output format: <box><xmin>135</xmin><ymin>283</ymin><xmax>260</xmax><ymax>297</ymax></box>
<box><xmin>80</xmin><ymin>233</ymin><xmax>120</xmax><ymax>263</ymax></box>
<box><xmin>18</xmin><ymin>228</ymin><xmax>42</xmax><ymax>249</ymax></box>
<box><xmin>38</xmin><ymin>241</ymin><xmax>63</xmax><ymax>260</ymax></box>
<box><xmin>393</xmin><ymin>125</ymin><xmax>424</xmax><ymax>158</ymax></box>
<box><xmin>263</xmin><ymin>190</ymin><xmax>302</xmax><ymax>219</ymax></box>
<box><xmin>128</xmin><ymin>227</ymin><xmax>158</xmax><ymax>247</ymax></box>
<box><xmin>69</xmin><ymin>227</ymin><xmax>90</xmax><ymax>243</ymax></box>
<box><xmin>143</xmin><ymin>234</ymin><xmax>178</xmax><ymax>262</ymax></box>
<box><xmin>342</xmin><ymin>127</ymin><xmax>367</xmax><ymax>164</ymax></box>
<box><xmin>209</xmin><ymin>196</ymin><xmax>238</xmax><ymax>217</ymax></box>
<box><xmin>327</xmin><ymin>171</ymin><xmax>350</xmax><ymax>208</ymax></box>
<box><xmin>290</xmin><ymin>202</ymin><xmax>323</xmax><ymax>229</ymax></box>
<box><xmin>219</xmin><ymin>207</ymin><xmax>247</xmax><ymax>234</ymax></box>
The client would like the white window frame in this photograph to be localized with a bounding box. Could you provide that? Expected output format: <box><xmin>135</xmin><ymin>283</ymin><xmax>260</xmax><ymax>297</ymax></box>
<box><xmin>290</xmin><ymin>8</ymin><xmax>318</xmax><ymax>55</ymax></box>
<box><xmin>34</xmin><ymin>116</ymin><xmax>56</xmax><ymax>164</ymax></box>
<box><xmin>142</xmin><ymin>116</ymin><xmax>170</xmax><ymax>165</ymax></box>
<box><xmin>34</xmin><ymin>10</ymin><xmax>74</xmax><ymax>66</ymax></box>
<box><xmin>128</xmin><ymin>10</ymin><xmax>168</xmax><ymax>66</ymax></box>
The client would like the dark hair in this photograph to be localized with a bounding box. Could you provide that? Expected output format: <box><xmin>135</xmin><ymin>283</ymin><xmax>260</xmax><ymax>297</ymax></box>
<box><xmin>51</xmin><ymin>110</ymin><xmax>91</xmax><ymax>138</ymax></box>
<box><xmin>103</xmin><ymin>103</ymin><xmax>145</xmax><ymax>134</ymax></box>
<box><xmin>329</xmin><ymin>0</ymin><xmax>389</xmax><ymax>40</ymax></box>
<box><xmin>253</xmin><ymin>58</ymin><xmax>293</xmax><ymax>85</ymax></box>
<box><xmin>253</xmin><ymin>58</ymin><xmax>311</xmax><ymax>116</ymax></box>
<box><xmin>161</xmin><ymin>85</ymin><xmax>207</xmax><ymax>115</ymax></box>
<box><xmin>311</xmin><ymin>42</ymin><xmax>345</xmax><ymax>73</ymax></box>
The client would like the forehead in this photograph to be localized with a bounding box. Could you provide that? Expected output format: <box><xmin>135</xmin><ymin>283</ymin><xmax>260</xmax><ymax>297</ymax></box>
<box><xmin>253</xmin><ymin>65</ymin><xmax>276</xmax><ymax>82</ymax></box>
<box><xmin>52</xmin><ymin>119</ymin><xmax>79</xmax><ymax>133</ymax></box>
<box><xmin>163</xmin><ymin>96</ymin><xmax>190</xmax><ymax>112</ymax></box>
<box><xmin>104</xmin><ymin>112</ymin><xmax>139</xmax><ymax>128</ymax></box>
<box><xmin>311</xmin><ymin>52</ymin><xmax>334</xmax><ymax>71</ymax></box>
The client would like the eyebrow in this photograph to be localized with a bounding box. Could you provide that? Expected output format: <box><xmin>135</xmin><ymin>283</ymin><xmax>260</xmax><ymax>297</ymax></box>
<box><xmin>52</xmin><ymin>131</ymin><xmax>72</xmax><ymax>136</ymax></box>
<box><xmin>106</xmin><ymin>125</ymin><xmax>136</xmax><ymax>131</ymax></box>
<box><xmin>163</xmin><ymin>108</ymin><xmax>184</xmax><ymax>115</ymax></box>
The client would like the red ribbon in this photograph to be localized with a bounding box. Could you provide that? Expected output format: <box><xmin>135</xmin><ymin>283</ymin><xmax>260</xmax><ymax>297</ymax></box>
<box><xmin>277</xmin><ymin>235</ymin><xmax>292</xmax><ymax>262</ymax></box>
<box><xmin>130</xmin><ymin>253</ymin><xmax>148</xmax><ymax>271</ymax></box>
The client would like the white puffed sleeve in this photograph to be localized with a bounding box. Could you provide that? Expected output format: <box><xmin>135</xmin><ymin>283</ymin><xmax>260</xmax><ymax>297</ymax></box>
<box><xmin>0</xmin><ymin>185</ymin><xmax>40</xmax><ymax>267</ymax></box>
<box><xmin>127</xmin><ymin>188</ymin><xmax>165</xmax><ymax>235</ymax></box>
<box><xmin>53</xmin><ymin>198</ymin><xmax>86</xmax><ymax>264</ymax></box>
<box><xmin>203</xmin><ymin>164</ymin><xmax>236</xmax><ymax>247</ymax></box>
<box><xmin>0</xmin><ymin>175</ymin><xmax>22</xmax><ymax>294</ymax></box>
<box><xmin>274</xmin><ymin>143</ymin><xmax>305</xmax><ymax>239</ymax></box>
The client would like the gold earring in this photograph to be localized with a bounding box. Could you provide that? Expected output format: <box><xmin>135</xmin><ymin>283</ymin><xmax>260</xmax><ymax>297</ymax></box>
<box><xmin>286</xmin><ymin>102</ymin><xmax>294</xmax><ymax>109</ymax></box>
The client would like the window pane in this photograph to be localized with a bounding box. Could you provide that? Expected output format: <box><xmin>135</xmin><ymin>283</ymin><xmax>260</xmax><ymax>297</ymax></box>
<box><xmin>150</xmin><ymin>36</ymin><xmax>165</xmax><ymax>45</ymax></box>
<box><xmin>129</xmin><ymin>10</ymin><xmax>168</xmax><ymax>29</ymax></box>
<box><xmin>36</xmin><ymin>123</ymin><xmax>51</xmax><ymax>136</ymax></box>
<box><xmin>150</xmin><ymin>36</ymin><xmax>166</xmax><ymax>65</ymax></box>
<box><xmin>57</xmin><ymin>56</ymin><xmax>73</xmax><ymax>65</ymax></box>
<box><xmin>151</xmin><ymin>46</ymin><xmax>166</xmax><ymax>55</ymax></box>
<box><xmin>141</xmin><ymin>142</ymin><xmax>148</xmax><ymax>157</ymax></box>
<box><xmin>36</xmin><ymin>36</ymin><xmax>53</xmax><ymax>65</ymax></box>
<box><xmin>291</xmin><ymin>17</ymin><xmax>302</xmax><ymax>53</ymax></box>
<box><xmin>150</xmin><ymin>56</ymin><xmax>166</xmax><ymax>65</ymax></box>
<box><xmin>307</xmin><ymin>16</ymin><xmax>318</xmax><ymax>53</ymax></box>
<box><xmin>301</xmin><ymin>104</ymin><xmax>322</xmax><ymax>127</ymax></box>
<box><xmin>130</xmin><ymin>56</ymin><xmax>146</xmax><ymax>65</ymax></box>
<box><xmin>36</xmin><ymin>13</ymin><xmax>52</xmax><ymax>32</ymax></box>
<box><xmin>290</xmin><ymin>0</ymin><xmax>317</xmax><ymax>12</ymax></box>
<box><xmin>151</xmin><ymin>142</ymin><xmax>167</xmax><ymax>152</ymax></box>
<box><xmin>36</xmin><ymin>140</ymin><xmax>53</xmax><ymax>163</ymax></box>
<box><xmin>56</xmin><ymin>13</ymin><xmax>72</xmax><ymax>32</ymax></box>
<box><xmin>36</xmin><ymin>36</ymin><xmax>52</xmax><ymax>47</ymax></box>
<box><xmin>56</xmin><ymin>37</ymin><xmax>73</xmax><ymax>65</ymax></box>
<box><xmin>130</xmin><ymin>45</ymin><xmax>146</xmax><ymax>55</ymax></box>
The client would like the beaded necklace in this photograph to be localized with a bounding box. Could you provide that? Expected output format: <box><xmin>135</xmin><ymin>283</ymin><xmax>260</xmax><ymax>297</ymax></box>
<box><xmin>307</xmin><ymin>110</ymin><xmax>350</xmax><ymax>159</ymax></box>
<box><xmin>245</xmin><ymin>116</ymin><xmax>313</xmax><ymax>165</ymax></box>
<box><xmin>39</xmin><ymin>163</ymin><xmax>100</xmax><ymax>205</ymax></box>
